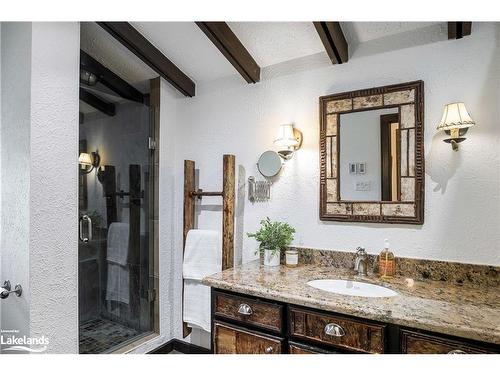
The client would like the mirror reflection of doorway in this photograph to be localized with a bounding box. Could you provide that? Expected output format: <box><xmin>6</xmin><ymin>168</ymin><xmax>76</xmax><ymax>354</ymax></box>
<box><xmin>380</xmin><ymin>114</ymin><xmax>400</xmax><ymax>202</ymax></box>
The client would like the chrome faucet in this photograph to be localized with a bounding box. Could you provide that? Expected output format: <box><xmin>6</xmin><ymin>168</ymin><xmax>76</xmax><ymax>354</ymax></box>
<box><xmin>354</xmin><ymin>247</ymin><xmax>368</xmax><ymax>276</ymax></box>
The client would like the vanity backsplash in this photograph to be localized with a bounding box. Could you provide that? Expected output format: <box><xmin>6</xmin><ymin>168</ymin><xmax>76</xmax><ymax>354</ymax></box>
<box><xmin>287</xmin><ymin>247</ymin><xmax>499</xmax><ymax>287</ymax></box>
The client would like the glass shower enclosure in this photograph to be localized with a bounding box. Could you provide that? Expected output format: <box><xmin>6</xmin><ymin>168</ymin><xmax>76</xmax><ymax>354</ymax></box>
<box><xmin>77</xmin><ymin>82</ymin><xmax>156</xmax><ymax>354</ymax></box>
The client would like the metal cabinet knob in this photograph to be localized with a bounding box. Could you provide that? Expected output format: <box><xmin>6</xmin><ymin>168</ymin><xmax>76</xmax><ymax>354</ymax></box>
<box><xmin>324</xmin><ymin>323</ymin><xmax>346</xmax><ymax>337</ymax></box>
<box><xmin>238</xmin><ymin>303</ymin><xmax>253</xmax><ymax>315</ymax></box>
<box><xmin>448</xmin><ymin>349</ymin><xmax>467</xmax><ymax>354</ymax></box>
<box><xmin>265</xmin><ymin>346</ymin><xmax>274</xmax><ymax>354</ymax></box>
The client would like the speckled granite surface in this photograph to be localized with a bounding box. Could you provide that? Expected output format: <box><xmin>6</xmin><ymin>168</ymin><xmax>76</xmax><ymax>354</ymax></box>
<box><xmin>203</xmin><ymin>259</ymin><xmax>500</xmax><ymax>345</ymax></box>
<box><xmin>290</xmin><ymin>247</ymin><xmax>499</xmax><ymax>287</ymax></box>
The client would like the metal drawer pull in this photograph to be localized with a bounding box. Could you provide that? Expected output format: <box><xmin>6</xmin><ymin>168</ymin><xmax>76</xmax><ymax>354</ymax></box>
<box><xmin>324</xmin><ymin>323</ymin><xmax>345</xmax><ymax>337</ymax></box>
<box><xmin>265</xmin><ymin>346</ymin><xmax>274</xmax><ymax>354</ymax></box>
<box><xmin>238</xmin><ymin>303</ymin><xmax>253</xmax><ymax>315</ymax></box>
<box><xmin>448</xmin><ymin>349</ymin><xmax>467</xmax><ymax>354</ymax></box>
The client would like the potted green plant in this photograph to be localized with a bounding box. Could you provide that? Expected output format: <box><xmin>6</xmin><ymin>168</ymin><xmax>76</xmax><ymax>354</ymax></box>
<box><xmin>247</xmin><ymin>217</ymin><xmax>295</xmax><ymax>267</ymax></box>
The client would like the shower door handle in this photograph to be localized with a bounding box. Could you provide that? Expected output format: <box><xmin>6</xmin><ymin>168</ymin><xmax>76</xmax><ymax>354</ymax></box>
<box><xmin>79</xmin><ymin>215</ymin><xmax>92</xmax><ymax>243</ymax></box>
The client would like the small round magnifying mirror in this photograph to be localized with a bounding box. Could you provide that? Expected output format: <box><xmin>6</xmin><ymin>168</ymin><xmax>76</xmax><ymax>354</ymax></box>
<box><xmin>257</xmin><ymin>150</ymin><xmax>282</xmax><ymax>177</ymax></box>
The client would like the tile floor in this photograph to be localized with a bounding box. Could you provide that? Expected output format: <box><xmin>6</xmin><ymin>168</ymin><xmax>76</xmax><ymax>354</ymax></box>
<box><xmin>79</xmin><ymin>318</ymin><xmax>139</xmax><ymax>354</ymax></box>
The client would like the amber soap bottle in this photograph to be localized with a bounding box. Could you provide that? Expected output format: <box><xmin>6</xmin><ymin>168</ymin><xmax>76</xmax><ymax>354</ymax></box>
<box><xmin>378</xmin><ymin>239</ymin><xmax>395</xmax><ymax>278</ymax></box>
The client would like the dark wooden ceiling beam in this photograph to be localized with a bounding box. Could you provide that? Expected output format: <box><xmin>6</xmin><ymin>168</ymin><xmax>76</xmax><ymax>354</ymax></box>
<box><xmin>97</xmin><ymin>22</ymin><xmax>196</xmax><ymax>97</ymax></box>
<box><xmin>196</xmin><ymin>22</ymin><xmax>260</xmax><ymax>84</ymax></box>
<box><xmin>448</xmin><ymin>22</ymin><xmax>472</xmax><ymax>39</ymax></box>
<box><xmin>80</xmin><ymin>50</ymin><xmax>145</xmax><ymax>104</ymax></box>
<box><xmin>313</xmin><ymin>22</ymin><xmax>348</xmax><ymax>65</ymax></box>
<box><xmin>80</xmin><ymin>88</ymin><xmax>116</xmax><ymax>117</ymax></box>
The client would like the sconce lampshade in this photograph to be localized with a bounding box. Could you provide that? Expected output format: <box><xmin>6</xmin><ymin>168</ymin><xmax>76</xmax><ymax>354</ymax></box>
<box><xmin>78</xmin><ymin>152</ymin><xmax>93</xmax><ymax>166</ymax></box>
<box><xmin>437</xmin><ymin>102</ymin><xmax>475</xmax><ymax>131</ymax></box>
<box><xmin>274</xmin><ymin>124</ymin><xmax>299</xmax><ymax>148</ymax></box>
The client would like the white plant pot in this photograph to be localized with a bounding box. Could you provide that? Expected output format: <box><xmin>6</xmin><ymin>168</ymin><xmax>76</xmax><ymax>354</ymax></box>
<box><xmin>264</xmin><ymin>249</ymin><xmax>280</xmax><ymax>267</ymax></box>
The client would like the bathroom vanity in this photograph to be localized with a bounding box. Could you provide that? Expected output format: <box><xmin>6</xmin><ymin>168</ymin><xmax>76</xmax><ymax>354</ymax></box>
<box><xmin>203</xmin><ymin>256</ymin><xmax>500</xmax><ymax>354</ymax></box>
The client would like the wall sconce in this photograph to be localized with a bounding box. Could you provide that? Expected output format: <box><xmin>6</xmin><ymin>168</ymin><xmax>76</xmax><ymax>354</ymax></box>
<box><xmin>274</xmin><ymin>124</ymin><xmax>303</xmax><ymax>160</ymax></box>
<box><xmin>79</xmin><ymin>152</ymin><xmax>100</xmax><ymax>174</ymax></box>
<box><xmin>437</xmin><ymin>102</ymin><xmax>475</xmax><ymax>151</ymax></box>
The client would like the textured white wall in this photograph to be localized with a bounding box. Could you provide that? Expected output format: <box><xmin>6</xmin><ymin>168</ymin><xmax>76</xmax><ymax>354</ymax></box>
<box><xmin>0</xmin><ymin>22</ymin><xmax>79</xmax><ymax>353</ymax></box>
<box><xmin>0</xmin><ymin>24</ymin><xmax>2</xmax><ymax>342</ymax></box>
<box><xmin>182</xmin><ymin>22</ymin><xmax>500</xmax><ymax>266</ymax></box>
<box><xmin>28</xmin><ymin>22</ymin><xmax>80</xmax><ymax>353</ymax></box>
<box><xmin>0</xmin><ymin>24</ymin><xmax>2</xmax><ymax>348</ymax></box>
<box><xmin>0</xmin><ymin>22</ymin><xmax>32</xmax><ymax>340</ymax></box>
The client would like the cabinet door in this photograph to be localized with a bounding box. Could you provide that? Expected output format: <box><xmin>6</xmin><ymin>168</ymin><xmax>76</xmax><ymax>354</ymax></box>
<box><xmin>214</xmin><ymin>322</ymin><xmax>283</xmax><ymax>354</ymax></box>
<box><xmin>401</xmin><ymin>330</ymin><xmax>496</xmax><ymax>354</ymax></box>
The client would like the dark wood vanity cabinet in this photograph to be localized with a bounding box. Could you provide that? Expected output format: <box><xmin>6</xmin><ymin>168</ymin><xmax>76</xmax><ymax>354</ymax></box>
<box><xmin>213</xmin><ymin>322</ymin><xmax>284</xmax><ymax>354</ymax></box>
<box><xmin>400</xmin><ymin>330</ymin><xmax>496</xmax><ymax>354</ymax></box>
<box><xmin>211</xmin><ymin>289</ymin><xmax>499</xmax><ymax>354</ymax></box>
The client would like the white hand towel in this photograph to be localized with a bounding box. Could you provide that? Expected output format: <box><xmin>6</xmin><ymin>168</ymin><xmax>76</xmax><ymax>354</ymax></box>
<box><xmin>183</xmin><ymin>229</ymin><xmax>221</xmax><ymax>333</ymax></box>
<box><xmin>183</xmin><ymin>230</ymin><xmax>221</xmax><ymax>281</ymax></box>
<box><xmin>183</xmin><ymin>279</ymin><xmax>211</xmax><ymax>332</ymax></box>
<box><xmin>107</xmin><ymin>222</ymin><xmax>130</xmax><ymax>266</ymax></box>
<box><xmin>106</xmin><ymin>263</ymin><xmax>129</xmax><ymax>304</ymax></box>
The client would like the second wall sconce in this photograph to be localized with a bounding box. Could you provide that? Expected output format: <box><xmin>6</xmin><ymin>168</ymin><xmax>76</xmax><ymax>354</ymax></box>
<box><xmin>437</xmin><ymin>102</ymin><xmax>476</xmax><ymax>151</ymax></box>
<box><xmin>274</xmin><ymin>124</ymin><xmax>303</xmax><ymax>160</ymax></box>
<box><xmin>79</xmin><ymin>151</ymin><xmax>100</xmax><ymax>174</ymax></box>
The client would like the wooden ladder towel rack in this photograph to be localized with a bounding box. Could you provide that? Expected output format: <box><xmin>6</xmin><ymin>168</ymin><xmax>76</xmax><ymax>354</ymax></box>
<box><xmin>182</xmin><ymin>154</ymin><xmax>235</xmax><ymax>337</ymax></box>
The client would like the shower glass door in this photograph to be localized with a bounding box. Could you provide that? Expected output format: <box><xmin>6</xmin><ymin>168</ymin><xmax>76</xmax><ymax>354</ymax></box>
<box><xmin>78</xmin><ymin>90</ymin><xmax>155</xmax><ymax>354</ymax></box>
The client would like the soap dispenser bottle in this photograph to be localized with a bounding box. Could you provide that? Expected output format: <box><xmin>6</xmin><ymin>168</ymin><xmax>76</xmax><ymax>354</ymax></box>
<box><xmin>378</xmin><ymin>239</ymin><xmax>395</xmax><ymax>278</ymax></box>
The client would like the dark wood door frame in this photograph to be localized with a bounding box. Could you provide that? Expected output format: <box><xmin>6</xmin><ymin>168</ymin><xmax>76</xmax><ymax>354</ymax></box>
<box><xmin>380</xmin><ymin>114</ymin><xmax>400</xmax><ymax>201</ymax></box>
<box><xmin>97</xmin><ymin>22</ymin><xmax>196</xmax><ymax>97</ymax></box>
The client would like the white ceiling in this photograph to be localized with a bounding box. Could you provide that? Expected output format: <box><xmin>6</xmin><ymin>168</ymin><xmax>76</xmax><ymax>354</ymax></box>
<box><xmin>80</xmin><ymin>21</ymin><xmax>444</xmax><ymax>95</ymax></box>
<box><xmin>342</xmin><ymin>22</ymin><xmax>439</xmax><ymax>45</ymax></box>
<box><xmin>132</xmin><ymin>22</ymin><xmax>236</xmax><ymax>84</ymax></box>
<box><xmin>227</xmin><ymin>22</ymin><xmax>324</xmax><ymax>67</ymax></box>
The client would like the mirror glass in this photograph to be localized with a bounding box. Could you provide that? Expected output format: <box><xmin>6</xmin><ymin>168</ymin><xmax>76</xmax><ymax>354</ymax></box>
<box><xmin>320</xmin><ymin>81</ymin><xmax>423</xmax><ymax>224</ymax></box>
<box><xmin>257</xmin><ymin>150</ymin><xmax>282</xmax><ymax>177</ymax></box>
<box><xmin>339</xmin><ymin>108</ymin><xmax>399</xmax><ymax>201</ymax></box>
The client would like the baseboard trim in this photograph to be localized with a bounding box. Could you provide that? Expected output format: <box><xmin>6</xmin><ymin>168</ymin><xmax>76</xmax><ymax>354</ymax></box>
<box><xmin>148</xmin><ymin>339</ymin><xmax>212</xmax><ymax>354</ymax></box>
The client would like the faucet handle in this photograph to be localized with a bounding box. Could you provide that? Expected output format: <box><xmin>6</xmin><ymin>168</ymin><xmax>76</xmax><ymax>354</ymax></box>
<box><xmin>356</xmin><ymin>247</ymin><xmax>366</xmax><ymax>255</ymax></box>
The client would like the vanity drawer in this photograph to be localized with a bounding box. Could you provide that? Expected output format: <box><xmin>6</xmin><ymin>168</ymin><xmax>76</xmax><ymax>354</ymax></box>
<box><xmin>213</xmin><ymin>322</ymin><xmax>283</xmax><ymax>354</ymax></box>
<box><xmin>289</xmin><ymin>341</ymin><xmax>335</xmax><ymax>354</ymax></box>
<box><xmin>289</xmin><ymin>307</ymin><xmax>386</xmax><ymax>353</ymax></box>
<box><xmin>401</xmin><ymin>330</ymin><xmax>496</xmax><ymax>354</ymax></box>
<box><xmin>214</xmin><ymin>291</ymin><xmax>283</xmax><ymax>333</ymax></box>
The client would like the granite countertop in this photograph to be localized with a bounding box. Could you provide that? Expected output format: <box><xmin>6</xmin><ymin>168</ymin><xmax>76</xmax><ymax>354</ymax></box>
<box><xmin>203</xmin><ymin>261</ymin><xmax>500</xmax><ymax>345</ymax></box>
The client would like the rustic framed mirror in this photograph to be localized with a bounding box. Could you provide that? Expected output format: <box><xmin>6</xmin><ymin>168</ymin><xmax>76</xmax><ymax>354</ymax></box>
<box><xmin>319</xmin><ymin>81</ymin><xmax>424</xmax><ymax>224</ymax></box>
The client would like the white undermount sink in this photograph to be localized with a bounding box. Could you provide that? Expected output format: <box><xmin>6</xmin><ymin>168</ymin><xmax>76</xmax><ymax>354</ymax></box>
<box><xmin>307</xmin><ymin>279</ymin><xmax>398</xmax><ymax>298</ymax></box>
